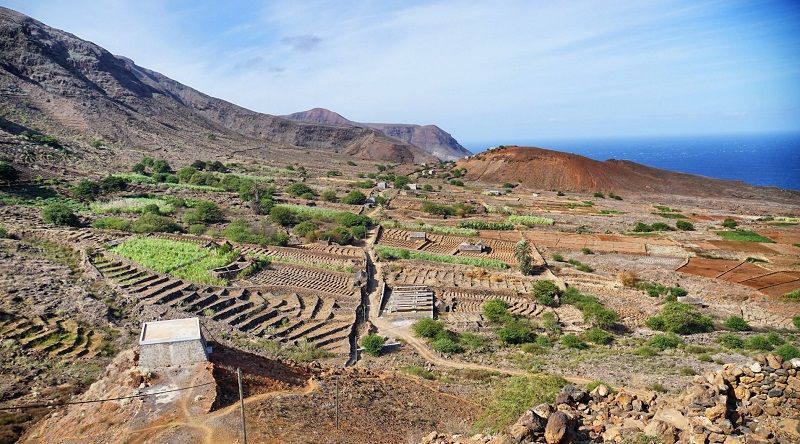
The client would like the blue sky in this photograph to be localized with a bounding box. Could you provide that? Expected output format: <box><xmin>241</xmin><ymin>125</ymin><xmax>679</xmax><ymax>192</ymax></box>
<box><xmin>5</xmin><ymin>0</ymin><xmax>800</xmax><ymax>144</ymax></box>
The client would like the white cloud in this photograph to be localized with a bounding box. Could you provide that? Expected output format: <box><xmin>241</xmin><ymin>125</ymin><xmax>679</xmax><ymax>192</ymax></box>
<box><xmin>3</xmin><ymin>0</ymin><xmax>799</xmax><ymax>142</ymax></box>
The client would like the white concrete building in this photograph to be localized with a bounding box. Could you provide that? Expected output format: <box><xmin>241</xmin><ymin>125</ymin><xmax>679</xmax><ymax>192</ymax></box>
<box><xmin>139</xmin><ymin>317</ymin><xmax>209</xmax><ymax>368</ymax></box>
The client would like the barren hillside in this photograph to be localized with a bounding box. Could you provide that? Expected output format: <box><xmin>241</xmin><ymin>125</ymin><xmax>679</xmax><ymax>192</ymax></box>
<box><xmin>0</xmin><ymin>8</ymin><xmax>435</xmax><ymax>165</ymax></box>
<box><xmin>457</xmin><ymin>145</ymin><xmax>800</xmax><ymax>202</ymax></box>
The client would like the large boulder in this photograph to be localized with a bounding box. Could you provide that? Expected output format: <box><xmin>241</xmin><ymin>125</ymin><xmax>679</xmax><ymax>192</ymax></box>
<box><xmin>544</xmin><ymin>411</ymin><xmax>573</xmax><ymax>444</ymax></box>
<box><xmin>508</xmin><ymin>409</ymin><xmax>547</xmax><ymax>442</ymax></box>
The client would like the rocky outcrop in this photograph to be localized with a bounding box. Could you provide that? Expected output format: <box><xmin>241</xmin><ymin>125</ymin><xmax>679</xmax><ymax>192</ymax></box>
<box><xmin>421</xmin><ymin>354</ymin><xmax>800</xmax><ymax>444</ymax></box>
<box><xmin>0</xmin><ymin>7</ymin><xmax>434</xmax><ymax>164</ymax></box>
<box><xmin>283</xmin><ymin>108</ymin><xmax>472</xmax><ymax>161</ymax></box>
<box><xmin>456</xmin><ymin>146</ymin><xmax>800</xmax><ymax>203</ymax></box>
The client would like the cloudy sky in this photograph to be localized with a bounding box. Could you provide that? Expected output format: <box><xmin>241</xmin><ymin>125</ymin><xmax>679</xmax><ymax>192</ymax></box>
<box><xmin>5</xmin><ymin>0</ymin><xmax>800</xmax><ymax>145</ymax></box>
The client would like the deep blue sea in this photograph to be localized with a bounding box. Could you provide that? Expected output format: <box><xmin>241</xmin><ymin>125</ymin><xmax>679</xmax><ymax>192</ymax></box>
<box><xmin>465</xmin><ymin>132</ymin><xmax>800</xmax><ymax>191</ymax></box>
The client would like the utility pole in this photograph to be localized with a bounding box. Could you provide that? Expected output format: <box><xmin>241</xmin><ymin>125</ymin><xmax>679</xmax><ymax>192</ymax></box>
<box><xmin>237</xmin><ymin>367</ymin><xmax>248</xmax><ymax>444</ymax></box>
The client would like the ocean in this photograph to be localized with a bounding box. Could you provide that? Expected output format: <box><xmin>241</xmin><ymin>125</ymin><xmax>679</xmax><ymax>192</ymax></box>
<box><xmin>465</xmin><ymin>132</ymin><xmax>800</xmax><ymax>191</ymax></box>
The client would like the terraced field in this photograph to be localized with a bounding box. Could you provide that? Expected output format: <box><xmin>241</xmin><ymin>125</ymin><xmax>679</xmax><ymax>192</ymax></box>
<box><xmin>677</xmin><ymin>257</ymin><xmax>800</xmax><ymax>296</ymax></box>
<box><xmin>384</xmin><ymin>263</ymin><xmax>536</xmax><ymax>292</ymax></box>
<box><xmin>89</xmin><ymin>253</ymin><xmax>356</xmax><ymax>354</ymax></box>
<box><xmin>0</xmin><ymin>311</ymin><xmax>107</xmax><ymax>359</ymax></box>
<box><xmin>246</xmin><ymin>264</ymin><xmax>358</xmax><ymax>298</ymax></box>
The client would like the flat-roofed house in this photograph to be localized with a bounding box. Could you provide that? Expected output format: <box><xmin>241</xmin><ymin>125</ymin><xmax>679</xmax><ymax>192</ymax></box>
<box><xmin>458</xmin><ymin>240</ymin><xmax>487</xmax><ymax>252</ymax></box>
<box><xmin>139</xmin><ymin>317</ymin><xmax>209</xmax><ymax>368</ymax></box>
<box><xmin>408</xmin><ymin>231</ymin><xmax>427</xmax><ymax>241</ymax></box>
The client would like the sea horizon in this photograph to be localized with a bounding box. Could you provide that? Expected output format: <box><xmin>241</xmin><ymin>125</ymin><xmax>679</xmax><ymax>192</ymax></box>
<box><xmin>463</xmin><ymin>131</ymin><xmax>800</xmax><ymax>191</ymax></box>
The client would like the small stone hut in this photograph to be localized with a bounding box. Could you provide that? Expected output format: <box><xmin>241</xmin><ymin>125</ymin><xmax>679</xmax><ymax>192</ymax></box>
<box><xmin>139</xmin><ymin>317</ymin><xmax>209</xmax><ymax>368</ymax></box>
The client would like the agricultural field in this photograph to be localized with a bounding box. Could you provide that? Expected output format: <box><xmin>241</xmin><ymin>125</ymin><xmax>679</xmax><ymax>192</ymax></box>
<box><xmin>110</xmin><ymin>236</ymin><xmax>238</xmax><ymax>285</ymax></box>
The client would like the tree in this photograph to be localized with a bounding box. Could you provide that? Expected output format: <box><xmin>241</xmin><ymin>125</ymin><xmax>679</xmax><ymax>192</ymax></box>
<box><xmin>360</xmin><ymin>334</ymin><xmax>385</xmax><ymax>357</ymax></box>
<box><xmin>0</xmin><ymin>161</ymin><xmax>19</xmax><ymax>183</ymax></box>
<box><xmin>177</xmin><ymin>166</ymin><xmax>198</xmax><ymax>183</ymax></box>
<box><xmin>285</xmin><ymin>183</ymin><xmax>314</xmax><ymax>197</ymax></box>
<box><xmin>724</xmin><ymin>316</ymin><xmax>751</xmax><ymax>331</ymax></box>
<box><xmin>393</xmin><ymin>176</ymin><xmax>410</xmax><ymax>189</ymax></box>
<box><xmin>514</xmin><ymin>240</ymin><xmax>535</xmax><ymax>275</ymax></box>
<box><xmin>293</xmin><ymin>221</ymin><xmax>318</xmax><ymax>240</ymax></box>
<box><xmin>341</xmin><ymin>190</ymin><xmax>367</xmax><ymax>205</ymax></box>
<box><xmin>131</xmin><ymin>213</ymin><xmax>182</xmax><ymax>233</ymax></box>
<box><xmin>42</xmin><ymin>203</ymin><xmax>79</xmax><ymax>226</ymax></box>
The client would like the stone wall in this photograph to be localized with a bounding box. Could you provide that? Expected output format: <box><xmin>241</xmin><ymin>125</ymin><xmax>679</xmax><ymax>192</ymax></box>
<box><xmin>139</xmin><ymin>339</ymin><xmax>208</xmax><ymax>369</ymax></box>
<box><xmin>421</xmin><ymin>354</ymin><xmax>800</xmax><ymax>444</ymax></box>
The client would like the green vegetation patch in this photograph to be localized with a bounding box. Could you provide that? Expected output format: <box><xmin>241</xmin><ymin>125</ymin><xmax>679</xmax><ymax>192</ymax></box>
<box><xmin>459</xmin><ymin>220</ymin><xmax>515</xmax><ymax>231</ymax></box>
<box><xmin>507</xmin><ymin>215</ymin><xmax>554</xmax><ymax>227</ymax></box>
<box><xmin>715</xmin><ymin>230</ymin><xmax>774</xmax><ymax>243</ymax></box>
<box><xmin>90</xmin><ymin>197</ymin><xmax>175</xmax><ymax>214</ymax></box>
<box><xmin>375</xmin><ymin>245</ymin><xmax>509</xmax><ymax>269</ymax></box>
<box><xmin>111</xmin><ymin>237</ymin><xmax>237</xmax><ymax>285</ymax></box>
<box><xmin>381</xmin><ymin>220</ymin><xmax>477</xmax><ymax>236</ymax></box>
<box><xmin>474</xmin><ymin>375</ymin><xmax>567</xmax><ymax>433</ymax></box>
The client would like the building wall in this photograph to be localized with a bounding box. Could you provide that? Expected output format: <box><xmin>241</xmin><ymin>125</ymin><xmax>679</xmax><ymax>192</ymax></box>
<box><xmin>139</xmin><ymin>339</ymin><xmax>207</xmax><ymax>369</ymax></box>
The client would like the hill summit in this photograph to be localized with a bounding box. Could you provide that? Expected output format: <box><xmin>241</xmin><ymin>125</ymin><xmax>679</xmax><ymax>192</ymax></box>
<box><xmin>283</xmin><ymin>108</ymin><xmax>472</xmax><ymax>161</ymax></box>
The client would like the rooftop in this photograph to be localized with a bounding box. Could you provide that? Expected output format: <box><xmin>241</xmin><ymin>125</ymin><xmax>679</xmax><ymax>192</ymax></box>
<box><xmin>139</xmin><ymin>317</ymin><xmax>202</xmax><ymax>345</ymax></box>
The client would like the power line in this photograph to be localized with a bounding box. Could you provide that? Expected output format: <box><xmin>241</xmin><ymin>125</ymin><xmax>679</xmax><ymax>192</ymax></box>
<box><xmin>0</xmin><ymin>382</ymin><xmax>215</xmax><ymax>411</ymax></box>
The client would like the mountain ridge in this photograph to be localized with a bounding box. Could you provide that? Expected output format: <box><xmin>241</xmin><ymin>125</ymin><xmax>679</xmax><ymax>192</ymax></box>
<box><xmin>282</xmin><ymin>107</ymin><xmax>472</xmax><ymax>161</ymax></box>
<box><xmin>0</xmin><ymin>7</ymin><xmax>436</xmax><ymax>165</ymax></box>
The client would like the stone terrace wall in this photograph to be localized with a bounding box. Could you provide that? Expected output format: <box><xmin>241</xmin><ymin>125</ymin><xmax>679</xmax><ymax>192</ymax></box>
<box><xmin>422</xmin><ymin>354</ymin><xmax>800</xmax><ymax>444</ymax></box>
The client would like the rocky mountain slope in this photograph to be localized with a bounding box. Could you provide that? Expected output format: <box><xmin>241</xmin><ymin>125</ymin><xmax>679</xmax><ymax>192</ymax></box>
<box><xmin>0</xmin><ymin>7</ymin><xmax>436</xmax><ymax>165</ymax></box>
<box><xmin>457</xmin><ymin>146</ymin><xmax>800</xmax><ymax>201</ymax></box>
<box><xmin>283</xmin><ymin>108</ymin><xmax>472</xmax><ymax>161</ymax></box>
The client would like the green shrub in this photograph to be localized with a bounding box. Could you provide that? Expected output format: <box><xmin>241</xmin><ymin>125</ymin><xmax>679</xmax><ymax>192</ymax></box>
<box><xmin>42</xmin><ymin>203</ymin><xmax>79</xmax><ymax>226</ymax></box>
<box><xmin>285</xmin><ymin>182</ymin><xmax>315</xmax><ymax>197</ymax></box>
<box><xmin>678</xmin><ymin>367</ymin><xmax>696</xmax><ymax>376</ymax></box>
<box><xmin>551</xmin><ymin>253</ymin><xmax>564</xmax><ymax>262</ymax></box>
<box><xmin>744</xmin><ymin>335</ymin><xmax>774</xmax><ymax>351</ymax></box>
<box><xmin>91</xmin><ymin>217</ymin><xmax>131</xmax><ymax>231</ymax></box>
<box><xmin>72</xmin><ymin>179</ymin><xmax>102</xmax><ymax>200</ymax></box>
<box><xmin>632</xmin><ymin>222</ymin><xmax>652</xmax><ymax>232</ymax></box>
<box><xmin>531</xmin><ymin>280</ymin><xmax>561</xmax><ymax>307</ymax></box>
<box><xmin>716</xmin><ymin>333</ymin><xmax>744</xmax><ymax>349</ymax></box>
<box><xmin>794</xmin><ymin>316</ymin><xmax>800</xmax><ymax>330</ymax></box>
<box><xmin>321</xmin><ymin>226</ymin><xmax>354</xmax><ymax>245</ymax></box>
<box><xmin>645</xmin><ymin>302</ymin><xmax>713</xmax><ymax>335</ymax></box>
<box><xmin>459</xmin><ymin>332</ymin><xmax>488</xmax><ymax>351</ymax></box>
<box><xmin>130</xmin><ymin>213</ymin><xmax>182</xmax><ymax>233</ymax></box>
<box><xmin>721</xmin><ymin>218</ymin><xmax>738</xmax><ymax>229</ymax></box>
<box><xmin>676</xmin><ymin>220</ymin><xmax>695</xmax><ymax>231</ymax></box>
<box><xmin>188</xmin><ymin>224</ymin><xmax>207</xmax><ymax>235</ymax></box>
<box><xmin>775</xmin><ymin>344</ymin><xmax>800</xmax><ymax>361</ymax></box>
<box><xmin>341</xmin><ymin>190</ymin><xmax>367</xmax><ymax>205</ymax></box>
<box><xmin>724</xmin><ymin>316</ymin><xmax>751</xmax><ymax>331</ymax></box>
<box><xmin>784</xmin><ymin>289</ymin><xmax>800</xmax><ymax>301</ymax></box>
<box><xmin>459</xmin><ymin>221</ymin><xmax>515</xmax><ymax>230</ymax></box>
<box><xmin>561</xmin><ymin>334</ymin><xmax>587</xmax><ymax>349</ymax></box>
<box><xmin>593</xmin><ymin>192</ymin><xmax>605</xmax><ymax>198</ymax></box>
<box><xmin>608</xmin><ymin>193</ymin><xmax>622</xmax><ymax>200</ymax></box>
<box><xmin>0</xmin><ymin>226</ymin><xmax>8</xmax><ymax>238</ymax></box>
<box><xmin>650</xmin><ymin>222</ymin><xmax>674</xmax><ymax>231</ymax></box>
<box><xmin>293</xmin><ymin>221</ymin><xmax>318</xmax><ymax>239</ymax></box>
<box><xmin>334</xmin><ymin>212</ymin><xmax>372</xmax><ymax>227</ymax></box>
<box><xmin>498</xmin><ymin>318</ymin><xmax>536</xmax><ymax>345</ymax></box>
<box><xmin>560</xmin><ymin>287</ymin><xmax>619</xmax><ymax>330</ymax></box>
<box><xmin>634</xmin><ymin>346</ymin><xmax>658</xmax><ymax>357</ymax></box>
<box><xmin>507</xmin><ymin>215</ymin><xmax>554</xmax><ymax>226</ymax></box>
<box><xmin>412</xmin><ymin>319</ymin><xmax>444</xmax><ymax>339</ymax></box>
<box><xmin>321</xmin><ymin>190</ymin><xmax>338</xmax><ymax>202</ymax></box>
<box><xmin>270</xmin><ymin>206</ymin><xmax>298</xmax><ymax>226</ymax></box>
<box><xmin>541</xmin><ymin>312</ymin><xmax>561</xmax><ymax>334</ymax></box>
<box><xmin>647</xmin><ymin>333</ymin><xmax>684</xmax><ymax>350</ymax></box>
<box><xmin>431</xmin><ymin>335</ymin><xmax>463</xmax><ymax>354</ymax></box>
<box><xmin>184</xmin><ymin>201</ymin><xmax>224</xmax><ymax>224</ymax></box>
<box><xmin>581</xmin><ymin>247</ymin><xmax>593</xmax><ymax>255</ymax></box>
<box><xmin>483</xmin><ymin>299</ymin><xmax>510</xmax><ymax>324</ymax></box>
<box><xmin>360</xmin><ymin>334</ymin><xmax>385</xmax><ymax>357</ymax></box>
<box><xmin>582</xmin><ymin>328</ymin><xmax>613</xmax><ymax>345</ymax></box>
